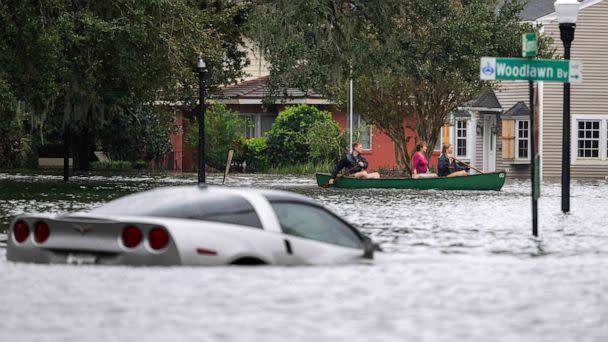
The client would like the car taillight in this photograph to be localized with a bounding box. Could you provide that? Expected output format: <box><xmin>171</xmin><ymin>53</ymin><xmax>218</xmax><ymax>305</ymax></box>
<box><xmin>122</xmin><ymin>226</ymin><xmax>143</xmax><ymax>248</ymax></box>
<box><xmin>13</xmin><ymin>220</ymin><xmax>29</xmax><ymax>243</ymax></box>
<box><xmin>148</xmin><ymin>227</ymin><xmax>169</xmax><ymax>250</ymax></box>
<box><xmin>34</xmin><ymin>221</ymin><xmax>50</xmax><ymax>243</ymax></box>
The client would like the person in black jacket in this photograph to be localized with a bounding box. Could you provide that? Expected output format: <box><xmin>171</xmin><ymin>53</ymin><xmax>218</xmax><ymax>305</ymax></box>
<box><xmin>437</xmin><ymin>143</ymin><xmax>469</xmax><ymax>177</ymax></box>
<box><xmin>329</xmin><ymin>142</ymin><xmax>380</xmax><ymax>185</ymax></box>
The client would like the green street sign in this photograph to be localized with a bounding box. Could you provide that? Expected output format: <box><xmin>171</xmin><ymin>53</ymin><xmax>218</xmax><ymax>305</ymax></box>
<box><xmin>522</xmin><ymin>33</ymin><xmax>537</xmax><ymax>57</ymax></box>
<box><xmin>480</xmin><ymin>57</ymin><xmax>582</xmax><ymax>83</ymax></box>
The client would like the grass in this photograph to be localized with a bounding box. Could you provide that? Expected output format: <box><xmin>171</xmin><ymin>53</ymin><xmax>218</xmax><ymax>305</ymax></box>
<box><xmin>264</xmin><ymin>160</ymin><xmax>334</xmax><ymax>174</ymax></box>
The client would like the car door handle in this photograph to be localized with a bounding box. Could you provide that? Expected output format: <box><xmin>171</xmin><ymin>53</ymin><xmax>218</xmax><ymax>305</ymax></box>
<box><xmin>284</xmin><ymin>239</ymin><xmax>293</xmax><ymax>255</ymax></box>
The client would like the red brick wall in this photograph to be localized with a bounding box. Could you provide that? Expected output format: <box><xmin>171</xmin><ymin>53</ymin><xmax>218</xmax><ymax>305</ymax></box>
<box><xmin>332</xmin><ymin>111</ymin><xmax>439</xmax><ymax>171</ymax></box>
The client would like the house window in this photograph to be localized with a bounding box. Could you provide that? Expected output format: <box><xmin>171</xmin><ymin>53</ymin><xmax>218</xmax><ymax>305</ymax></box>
<box><xmin>516</xmin><ymin>119</ymin><xmax>530</xmax><ymax>159</ymax></box>
<box><xmin>571</xmin><ymin>116</ymin><xmax>608</xmax><ymax>163</ymax></box>
<box><xmin>349</xmin><ymin>113</ymin><xmax>372</xmax><ymax>150</ymax></box>
<box><xmin>244</xmin><ymin>114</ymin><xmax>255</xmax><ymax>138</ymax></box>
<box><xmin>576</xmin><ymin>120</ymin><xmax>600</xmax><ymax>158</ymax></box>
<box><xmin>242</xmin><ymin>113</ymin><xmax>277</xmax><ymax>138</ymax></box>
<box><xmin>260</xmin><ymin>115</ymin><xmax>275</xmax><ymax>136</ymax></box>
<box><xmin>434</xmin><ymin>134</ymin><xmax>442</xmax><ymax>151</ymax></box>
<box><xmin>455</xmin><ymin>119</ymin><xmax>467</xmax><ymax>157</ymax></box>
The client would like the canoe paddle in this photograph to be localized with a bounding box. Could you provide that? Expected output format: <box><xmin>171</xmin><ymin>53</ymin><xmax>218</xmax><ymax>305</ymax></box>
<box><xmin>452</xmin><ymin>157</ymin><xmax>485</xmax><ymax>174</ymax></box>
<box><xmin>321</xmin><ymin>165</ymin><xmax>361</xmax><ymax>188</ymax></box>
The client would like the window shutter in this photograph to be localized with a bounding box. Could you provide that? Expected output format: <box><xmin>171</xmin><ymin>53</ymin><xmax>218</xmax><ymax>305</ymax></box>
<box><xmin>441</xmin><ymin>125</ymin><xmax>451</xmax><ymax>146</ymax></box>
<box><xmin>502</xmin><ymin>119</ymin><xmax>515</xmax><ymax>160</ymax></box>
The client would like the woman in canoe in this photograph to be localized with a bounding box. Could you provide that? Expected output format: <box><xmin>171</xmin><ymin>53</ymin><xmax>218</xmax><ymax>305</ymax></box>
<box><xmin>411</xmin><ymin>141</ymin><xmax>437</xmax><ymax>179</ymax></box>
<box><xmin>438</xmin><ymin>143</ymin><xmax>468</xmax><ymax>177</ymax></box>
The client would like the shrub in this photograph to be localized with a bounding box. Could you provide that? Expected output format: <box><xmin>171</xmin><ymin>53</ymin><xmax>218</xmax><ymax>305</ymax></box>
<box><xmin>243</xmin><ymin>137</ymin><xmax>268</xmax><ymax>171</ymax></box>
<box><xmin>91</xmin><ymin>160</ymin><xmax>133</xmax><ymax>170</ymax></box>
<box><xmin>98</xmin><ymin>105</ymin><xmax>173</xmax><ymax>165</ymax></box>
<box><xmin>186</xmin><ymin>103</ymin><xmax>246</xmax><ymax>170</ymax></box>
<box><xmin>133</xmin><ymin>160</ymin><xmax>148</xmax><ymax>169</ymax></box>
<box><xmin>306</xmin><ymin>120</ymin><xmax>344</xmax><ymax>163</ymax></box>
<box><xmin>265</xmin><ymin>104</ymin><xmax>335</xmax><ymax>166</ymax></box>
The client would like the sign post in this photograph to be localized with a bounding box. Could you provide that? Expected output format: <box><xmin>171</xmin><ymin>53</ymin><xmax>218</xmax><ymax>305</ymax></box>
<box><xmin>480</xmin><ymin>45</ymin><xmax>583</xmax><ymax>237</ymax></box>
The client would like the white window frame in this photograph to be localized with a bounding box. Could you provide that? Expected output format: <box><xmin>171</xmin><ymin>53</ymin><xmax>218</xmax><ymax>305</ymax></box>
<box><xmin>243</xmin><ymin>114</ymin><xmax>257</xmax><ymax>138</ymax></box>
<box><xmin>571</xmin><ymin>115</ymin><xmax>608</xmax><ymax>164</ymax></box>
<box><xmin>433</xmin><ymin>131</ymin><xmax>442</xmax><ymax>152</ymax></box>
<box><xmin>515</xmin><ymin>118</ymin><xmax>530</xmax><ymax>161</ymax></box>
<box><xmin>453</xmin><ymin>118</ymin><xmax>469</xmax><ymax>159</ymax></box>
<box><xmin>350</xmin><ymin>113</ymin><xmax>373</xmax><ymax>150</ymax></box>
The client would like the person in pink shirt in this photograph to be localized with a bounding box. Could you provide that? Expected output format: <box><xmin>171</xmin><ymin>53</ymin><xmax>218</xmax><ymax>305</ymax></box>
<box><xmin>411</xmin><ymin>141</ymin><xmax>437</xmax><ymax>179</ymax></box>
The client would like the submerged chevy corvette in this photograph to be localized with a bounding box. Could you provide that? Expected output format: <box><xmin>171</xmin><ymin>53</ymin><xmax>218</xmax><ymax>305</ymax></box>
<box><xmin>7</xmin><ymin>185</ymin><xmax>375</xmax><ymax>266</ymax></box>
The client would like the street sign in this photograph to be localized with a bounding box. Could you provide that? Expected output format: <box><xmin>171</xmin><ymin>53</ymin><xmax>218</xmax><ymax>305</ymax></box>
<box><xmin>480</xmin><ymin>57</ymin><xmax>582</xmax><ymax>83</ymax></box>
<box><xmin>522</xmin><ymin>33</ymin><xmax>537</xmax><ymax>58</ymax></box>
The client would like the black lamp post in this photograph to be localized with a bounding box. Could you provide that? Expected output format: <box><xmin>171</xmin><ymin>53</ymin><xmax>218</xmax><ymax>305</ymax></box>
<box><xmin>555</xmin><ymin>0</ymin><xmax>580</xmax><ymax>213</ymax></box>
<box><xmin>197</xmin><ymin>55</ymin><xmax>208</xmax><ymax>184</ymax></box>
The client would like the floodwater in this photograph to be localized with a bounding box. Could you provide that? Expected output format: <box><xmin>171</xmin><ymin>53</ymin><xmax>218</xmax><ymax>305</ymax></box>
<box><xmin>1</xmin><ymin>172</ymin><xmax>607</xmax><ymax>341</ymax></box>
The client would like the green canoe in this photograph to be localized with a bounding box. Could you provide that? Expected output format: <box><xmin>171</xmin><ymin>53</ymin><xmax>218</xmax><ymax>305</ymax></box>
<box><xmin>315</xmin><ymin>171</ymin><xmax>506</xmax><ymax>190</ymax></box>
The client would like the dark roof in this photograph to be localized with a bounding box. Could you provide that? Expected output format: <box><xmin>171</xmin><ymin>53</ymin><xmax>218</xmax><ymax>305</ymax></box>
<box><xmin>520</xmin><ymin>0</ymin><xmax>586</xmax><ymax>21</ymax></box>
<box><xmin>219</xmin><ymin>76</ymin><xmax>325</xmax><ymax>100</ymax></box>
<box><xmin>463</xmin><ymin>89</ymin><xmax>502</xmax><ymax>109</ymax></box>
<box><xmin>502</xmin><ymin>101</ymin><xmax>530</xmax><ymax>117</ymax></box>
<box><xmin>520</xmin><ymin>0</ymin><xmax>557</xmax><ymax>21</ymax></box>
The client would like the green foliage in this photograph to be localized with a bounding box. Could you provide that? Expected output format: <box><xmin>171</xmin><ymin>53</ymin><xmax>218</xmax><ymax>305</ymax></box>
<box><xmin>248</xmin><ymin>0</ymin><xmax>549</xmax><ymax>171</ymax></box>
<box><xmin>91</xmin><ymin>160</ymin><xmax>133</xmax><ymax>170</ymax></box>
<box><xmin>98</xmin><ymin>105</ymin><xmax>173</xmax><ymax>164</ymax></box>
<box><xmin>243</xmin><ymin>137</ymin><xmax>268</xmax><ymax>171</ymax></box>
<box><xmin>265</xmin><ymin>160</ymin><xmax>334</xmax><ymax>174</ymax></box>
<box><xmin>0</xmin><ymin>0</ymin><xmax>252</xmax><ymax>169</ymax></box>
<box><xmin>306</xmin><ymin>120</ymin><xmax>344</xmax><ymax>163</ymax></box>
<box><xmin>185</xmin><ymin>103</ymin><xmax>246</xmax><ymax>170</ymax></box>
<box><xmin>265</xmin><ymin>105</ymin><xmax>335</xmax><ymax>166</ymax></box>
<box><xmin>133</xmin><ymin>160</ymin><xmax>148</xmax><ymax>170</ymax></box>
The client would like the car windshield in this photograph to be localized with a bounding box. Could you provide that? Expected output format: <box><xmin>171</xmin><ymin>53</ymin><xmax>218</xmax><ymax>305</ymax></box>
<box><xmin>270</xmin><ymin>201</ymin><xmax>363</xmax><ymax>249</ymax></box>
<box><xmin>92</xmin><ymin>187</ymin><xmax>263</xmax><ymax>229</ymax></box>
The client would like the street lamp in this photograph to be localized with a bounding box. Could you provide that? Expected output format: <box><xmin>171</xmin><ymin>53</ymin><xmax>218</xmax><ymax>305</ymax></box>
<box><xmin>554</xmin><ymin>0</ymin><xmax>580</xmax><ymax>213</ymax></box>
<box><xmin>196</xmin><ymin>55</ymin><xmax>208</xmax><ymax>184</ymax></box>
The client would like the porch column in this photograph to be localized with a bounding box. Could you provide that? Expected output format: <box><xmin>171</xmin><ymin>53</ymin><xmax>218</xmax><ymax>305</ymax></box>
<box><xmin>469</xmin><ymin>111</ymin><xmax>478</xmax><ymax>173</ymax></box>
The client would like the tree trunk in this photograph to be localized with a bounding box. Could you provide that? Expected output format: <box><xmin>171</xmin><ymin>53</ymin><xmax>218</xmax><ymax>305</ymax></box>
<box><xmin>63</xmin><ymin>125</ymin><xmax>70</xmax><ymax>181</ymax></box>
<box><xmin>26</xmin><ymin>130</ymin><xmax>40</xmax><ymax>169</ymax></box>
<box><xmin>73</xmin><ymin>126</ymin><xmax>93</xmax><ymax>171</ymax></box>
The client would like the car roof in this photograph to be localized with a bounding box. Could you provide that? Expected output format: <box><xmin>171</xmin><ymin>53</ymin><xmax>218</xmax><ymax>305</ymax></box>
<box><xmin>90</xmin><ymin>185</ymin><xmax>320</xmax><ymax>214</ymax></box>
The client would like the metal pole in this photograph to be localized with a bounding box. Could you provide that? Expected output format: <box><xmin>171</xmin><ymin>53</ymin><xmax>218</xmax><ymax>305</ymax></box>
<box><xmin>197</xmin><ymin>59</ymin><xmax>207</xmax><ymax>184</ymax></box>
<box><xmin>529</xmin><ymin>80</ymin><xmax>537</xmax><ymax>236</ymax></box>
<box><xmin>560</xmin><ymin>23</ymin><xmax>575</xmax><ymax>213</ymax></box>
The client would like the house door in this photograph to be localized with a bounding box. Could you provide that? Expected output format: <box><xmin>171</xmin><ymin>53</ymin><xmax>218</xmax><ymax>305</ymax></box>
<box><xmin>483</xmin><ymin>115</ymin><xmax>497</xmax><ymax>172</ymax></box>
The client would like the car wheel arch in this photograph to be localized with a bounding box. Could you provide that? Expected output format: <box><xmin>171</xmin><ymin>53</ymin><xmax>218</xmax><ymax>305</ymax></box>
<box><xmin>230</xmin><ymin>256</ymin><xmax>268</xmax><ymax>266</ymax></box>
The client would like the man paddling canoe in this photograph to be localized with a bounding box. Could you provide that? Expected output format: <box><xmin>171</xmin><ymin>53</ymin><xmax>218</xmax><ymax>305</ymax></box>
<box><xmin>328</xmin><ymin>142</ymin><xmax>380</xmax><ymax>185</ymax></box>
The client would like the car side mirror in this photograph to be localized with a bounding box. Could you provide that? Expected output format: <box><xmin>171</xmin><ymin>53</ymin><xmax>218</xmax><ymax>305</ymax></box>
<box><xmin>362</xmin><ymin>235</ymin><xmax>374</xmax><ymax>259</ymax></box>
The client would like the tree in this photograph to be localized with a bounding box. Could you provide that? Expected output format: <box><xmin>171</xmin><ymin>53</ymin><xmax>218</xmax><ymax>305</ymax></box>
<box><xmin>98</xmin><ymin>105</ymin><xmax>174</xmax><ymax>166</ymax></box>
<box><xmin>248</xmin><ymin>0</ymin><xmax>552</xmax><ymax>172</ymax></box>
<box><xmin>0</xmin><ymin>0</ymin><xmax>251</xmax><ymax>170</ymax></box>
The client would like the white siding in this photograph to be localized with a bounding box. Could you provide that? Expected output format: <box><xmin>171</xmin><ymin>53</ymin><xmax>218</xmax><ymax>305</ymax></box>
<box><xmin>495</xmin><ymin>82</ymin><xmax>532</xmax><ymax>178</ymax></box>
<box><xmin>241</xmin><ymin>38</ymin><xmax>270</xmax><ymax>80</ymax></box>
<box><xmin>540</xmin><ymin>0</ymin><xmax>608</xmax><ymax>179</ymax></box>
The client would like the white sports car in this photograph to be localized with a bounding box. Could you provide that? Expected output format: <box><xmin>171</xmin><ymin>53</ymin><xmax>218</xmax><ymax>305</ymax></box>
<box><xmin>7</xmin><ymin>185</ymin><xmax>375</xmax><ymax>265</ymax></box>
